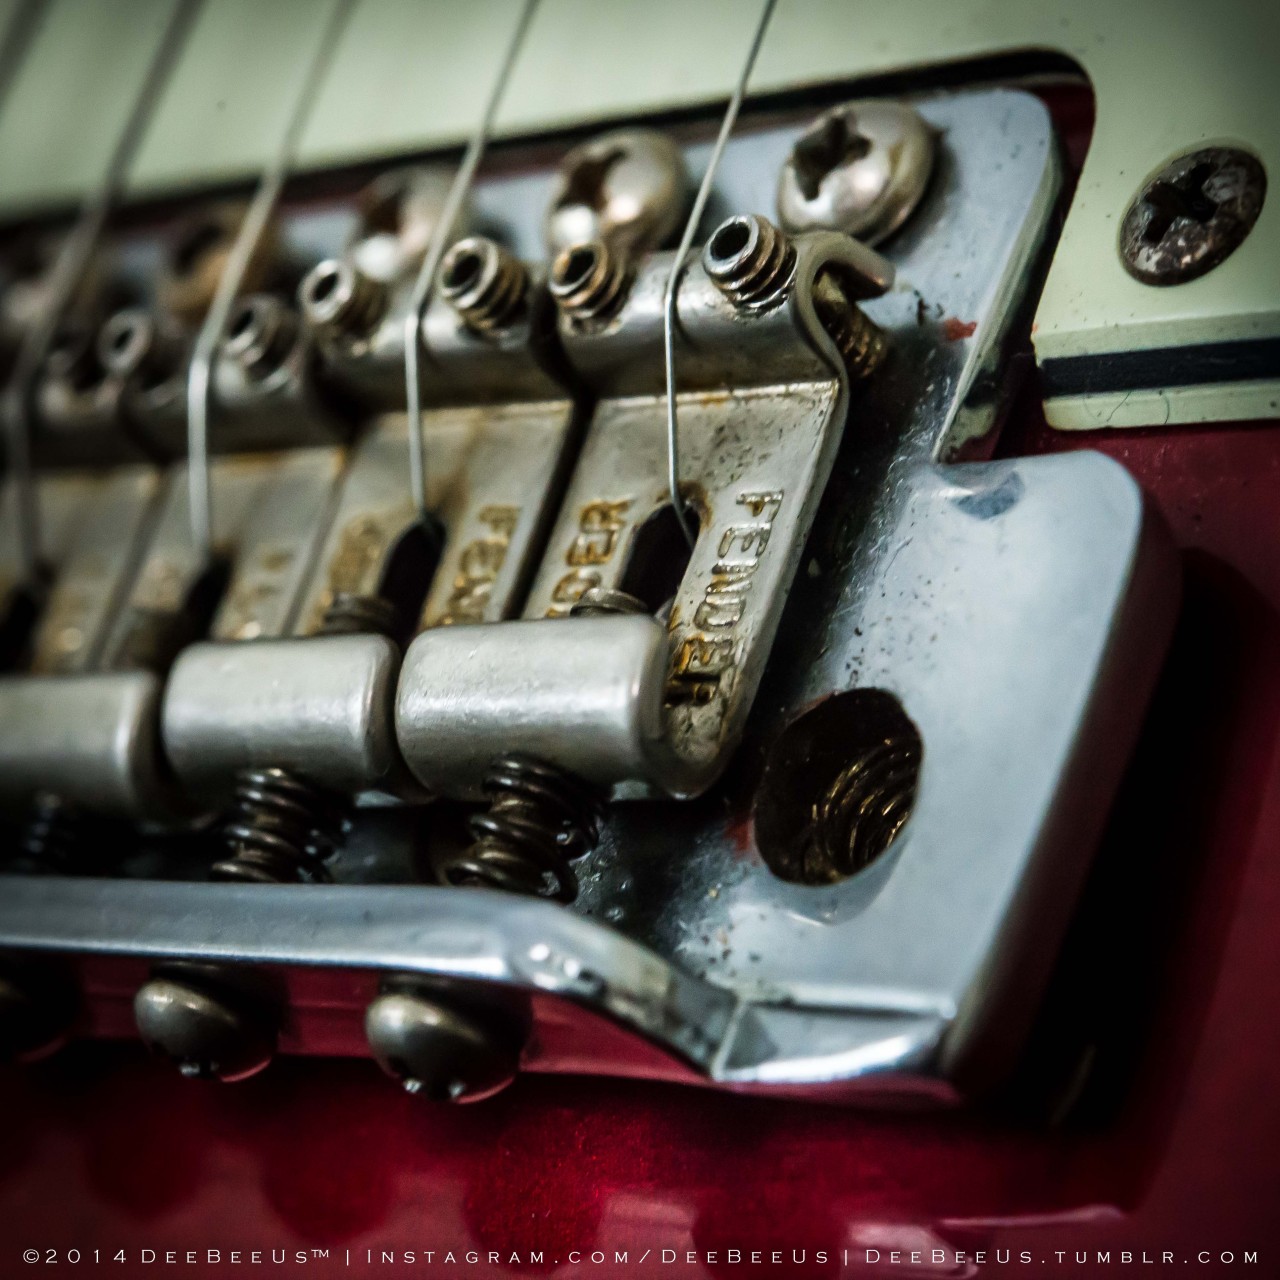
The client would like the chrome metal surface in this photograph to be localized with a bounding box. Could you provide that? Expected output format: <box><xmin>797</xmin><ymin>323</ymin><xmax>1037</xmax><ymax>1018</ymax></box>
<box><xmin>526</xmin><ymin>228</ymin><xmax>891</xmax><ymax>796</ymax></box>
<box><xmin>438</xmin><ymin>236</ymin><xmax>529</xmax><ymax>334</ymax></box>
<box><xmin>0</xmin><ymin>92</ymin><xmax>1155</xmax><ymax>1102</ymax></box>
<box><xmin>348</xmin><ymin>166</ymin><xmax>462</xmax><ymax>285</ymax></box>
<box><xmin>96</xmin><ymin>448</ymin><xmax>343</xmax><ymax>679</ymax></box>
<box><xmin>365</xmin><ymin>987</ymin><xmax>522</xmax><ymax>1102</ymax></box>
<box><xmin>23</xmin><ymin>466</ymin><xmax>163</xmax><ymax>675</ymax></box>
<box><xmin>776</xmin><ymin>99</ymin><xmax>936</xmax><ymax>245</ymax></box>
<box><xmin>397</xmin><ymin>614</ymin><xmax>669</xmax><ymax>796</ymax></box>
<box><xmin>0</xmin><ymin>670</ymin><xmax>175</xmax><ymax>817</ymax></box>
<box><xmin>291</xmin><ymin>391</ymin><xmax>575</xmax><ymax>638</ymax></box>
<box><xmin>544</xmin><ymin>128</ymin><xmax>689</xmax><ymax>258</ymax></box>
<box><xmin>164</xmin><ymin>633</ymin><xmax>406</xmax><ymax>800</ymax></box>
<box><xmin>134</xmin><ymin>967</ymin><xmax>276</xmax><ymax>1083</ymax></box>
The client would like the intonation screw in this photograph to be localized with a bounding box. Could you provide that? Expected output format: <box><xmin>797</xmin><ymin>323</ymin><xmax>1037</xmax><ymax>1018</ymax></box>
<box><xmin>438</xmin><ymin>236</ymin><xmax>529</xmax><ymax>333</ymax></box>
<box><xmin>223</xmin><ymin>295</ymin><xmax>300</xmax><ymax>381</ymax></box>
<box><xmin>548</xmin><ymin>239</ymin><xmax>631</xmax><ymax>325</ymax></box>
<box><xmin>299</xmin><ymin>258</ymin><xmax>388</xmax><ymax>339</ymax></box>
<box><xmin>702</xmin><ymin>214</ymin><xmax>796</xmax><ymax>310</ymax></box>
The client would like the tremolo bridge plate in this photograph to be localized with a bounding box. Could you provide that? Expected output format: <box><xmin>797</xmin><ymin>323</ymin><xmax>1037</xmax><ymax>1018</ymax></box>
<box><xmin>0</xmin><ymin>91</ymin><xmax>1179</xmax><ymax>1101</ymax></box>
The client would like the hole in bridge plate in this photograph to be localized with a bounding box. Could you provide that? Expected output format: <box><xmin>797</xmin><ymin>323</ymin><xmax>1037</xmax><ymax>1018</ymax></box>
<box><xmin>617</xmin><ymin>502</ymin><xmax>699</xmax><ymax>615</ymax></box>
<box><xmin>753</xmin><ymin>688</ymin><xmax>923</xmax><ymax>885</ymax></box>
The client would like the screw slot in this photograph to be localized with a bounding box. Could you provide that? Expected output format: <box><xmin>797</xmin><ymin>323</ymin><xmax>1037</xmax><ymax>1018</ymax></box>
<box><xmin>1120</xmin><ymin>146</ymin><xmax>1266</xmax><ymax>285</ymax></box>
<box><xmin>792</xmin><ymin>114</ymin><xmax>871</xmax><ymax>201</ymax></box>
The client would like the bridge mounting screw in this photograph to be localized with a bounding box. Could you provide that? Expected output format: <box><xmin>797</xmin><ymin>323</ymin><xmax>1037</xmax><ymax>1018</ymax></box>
<box><xmin>776</xmin><ymin>100</ymin><xmax>935</xmax><ymax>247</ymax></box>
<box><xmin>545</xmin><ymin>127</ymin><xmax>689</xmax><ymax>259</ymax></box>
<box><xmin>365</xmin><ymin>988</ymin><xmax>521</xmax><ymax>1102</ymax></box>
<box><xmin>134</xmin><ymin>969</ymin><xmax>276</xmax><ymax>1083</ymax></box>
<box><xmin>1119</xmin><ymin>147</ymin><xmax>1266</xmax><ymax>286</ymax></box>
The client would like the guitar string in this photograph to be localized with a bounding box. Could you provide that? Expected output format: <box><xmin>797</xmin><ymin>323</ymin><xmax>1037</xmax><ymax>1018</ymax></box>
<box><xmin>402</xmin><ymin>0</ymin><xmax>541</xmax><ymax>534</ymax></box>
<box><xmin>185</xmin><ymin>0</ymin><xmax>356</xmax><ymax>558</ymax></box>
<box><xmin>662</xmin><ymin>0</ymin><xmax>778</xmax><ymax>549</ymax></box>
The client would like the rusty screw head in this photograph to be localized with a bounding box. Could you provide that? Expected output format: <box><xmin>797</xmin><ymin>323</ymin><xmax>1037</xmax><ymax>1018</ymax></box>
<box><xmin>777</xmin><ymin>100</ymin><xmax>935</xmax><ymax>246</ymax></box>
<box><xmin>1120</xmin><ymin>147</ymin><xmax>1266</xmax><ymax>286</ymax></box>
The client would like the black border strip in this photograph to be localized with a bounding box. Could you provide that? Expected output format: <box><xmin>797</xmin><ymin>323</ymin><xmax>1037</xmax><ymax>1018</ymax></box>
<box><xmin>1041</xmin><ymin>336</ymin><xmax>1280</xmax><ymax>399</ymax></box>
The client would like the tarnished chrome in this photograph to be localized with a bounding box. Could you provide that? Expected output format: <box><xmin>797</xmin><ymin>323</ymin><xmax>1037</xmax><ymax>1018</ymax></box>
<box><xmin>545</xmin><ymin>128</ymin><xmax>689</xmax><ymax>258</ymax></box>
<box><xmin>365</xmin><ymin>985</ymin><xmax>522</xmax><ymax>1102</ymax></box>
<box><xmin>348</xmin><ymin>166</ymin><xmax>463</xmax><ymax>285</ymax></box>
<box><xmin>0</xmin><ymin>92</ymin><xmax>1163</xmax><ymax>1105</ymax></box>
<box><xmin>209</xmin><ymin>294</ymin><xmax>349</xmax><ymax>454</ymax></box>
<box><xmin>101</xmin><ymin>448</ymin><xmax>344</xmax><ymax>661</ymax></box>
<box><xmin>777</xmin><ymin>100</ymin><xmax>936</xmax><ymax>245</ymax></box>
<box><xmin>438</xmin><ymin>236</ymin><xmax>529</xmax><ymax>334</ymax></box>
<box><xmin>0</xmin><ymin>471</ymin><xmax>105</xmax><ymax>647</ymax></box>
<box><xmin>522</xmin><ymin>228</ymin><xmax>891</xmax><ymax>795</ymax></box>
<box><xmin>293</xmin><ymin>275</ymin><xmax>578</xmax><ymax>639</ymax></box>
<box><xmin>134</xmin><ymin>966</ymin><xmax>275</xmax><ymax>1083</ymax></box>
<box><xmin>0</xmin><ymin>670</ymin><xmax>176</xmax><ymax>817</ymax></box>
<box><xmin>299</xmin><ymin>258</ymin><xmax>389</xmax><ymax>343</ymax></box>
<box><xmin>0</xmin><ymin>466</ymin><xmax>172</xmax><ymax>819</ymax></box>
<box><xmin>397</xmin><ymin>613</ymin><xmax>669</xmax><ymax>797</ymax></box>
<box><xmin>662</xmin><ymin>0</ymin><xmax>778</xmax><ymax>549</ymax></box>
<box><xmin>402</xmin><ymin>0</ymin><xmax>541</xmax><ymax>527</ymax></box>
<box><xmin>23</xmin><ymin>466</ymin><xmax>165</xmax><ymax>676</ymax></box>
<box><xmin>548</xmin><ymin>239</ymin><xmax>632</xmax><ymax>326</ymax></box>
<box><xmin>156</xmin><ymin>202</ymin><xmax>282</xmax><ymax>326</ymax></box>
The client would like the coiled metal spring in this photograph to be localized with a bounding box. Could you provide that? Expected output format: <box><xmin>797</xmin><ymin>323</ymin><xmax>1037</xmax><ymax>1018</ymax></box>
<box><xmin>210</xmin><ymin>590</ymin><xmax>398</xmax><ymax>886</ymax></box>
<box><xmin>11</xmin><ymin>792</ymin><xmax>91</xmax><ymax>875</ymax></box>
<box><xmin>803</xmin><ymin>735</ymin><xmax>919</xmax><ymax>881</ymax></box>
<box><xmin>436</xmin><ymin>754</ymin><xmax>606</xmax><ymax>902</ymax></box>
